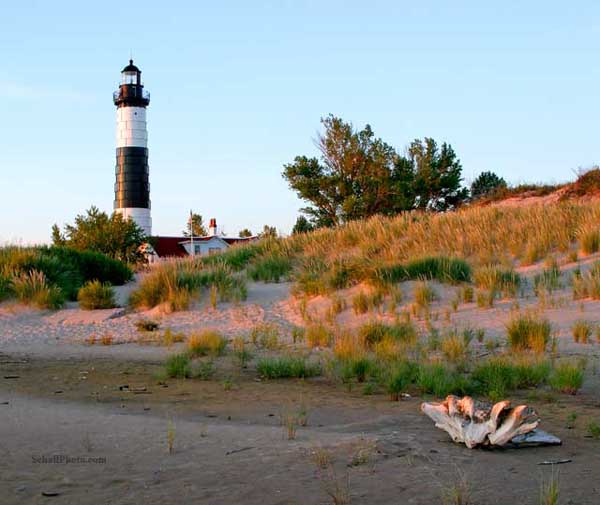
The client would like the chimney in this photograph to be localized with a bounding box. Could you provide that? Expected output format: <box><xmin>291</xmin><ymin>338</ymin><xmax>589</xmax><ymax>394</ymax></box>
<box><xmin>209</xmin><ymin>218</ymin><xmax>217</xmax><ymax>237</ymax></box>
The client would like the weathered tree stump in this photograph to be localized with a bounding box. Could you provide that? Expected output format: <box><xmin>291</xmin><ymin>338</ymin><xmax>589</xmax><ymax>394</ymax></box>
<box><xmin>421</xmin><ymin>395</ymin><xmax>540</xmax><ymax>448</ymax></box>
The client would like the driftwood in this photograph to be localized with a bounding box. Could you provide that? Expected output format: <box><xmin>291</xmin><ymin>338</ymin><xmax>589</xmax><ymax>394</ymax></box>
<box><xmin>421</xmin><ymin>395</ymin><xmax>540</xmax><ymax>448</ymax></box>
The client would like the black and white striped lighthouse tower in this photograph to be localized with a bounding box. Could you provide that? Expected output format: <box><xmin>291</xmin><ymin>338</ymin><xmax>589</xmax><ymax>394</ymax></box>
<box><xmin>113</xmin><ymin>60</ymin><xmax>152</xmax><ymax>235</ymax></box>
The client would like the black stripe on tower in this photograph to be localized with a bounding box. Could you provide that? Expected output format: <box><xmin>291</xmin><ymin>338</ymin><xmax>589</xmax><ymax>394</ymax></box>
<box><xmin>114</xmin><ymin>147</ymin><xmax>150</xmax><ymax>209</ymax></box>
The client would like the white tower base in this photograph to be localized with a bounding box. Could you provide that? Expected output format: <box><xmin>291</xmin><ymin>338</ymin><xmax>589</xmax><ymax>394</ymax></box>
<box><xmin>116</xmin><ymin>207</ymin><xmax>152</xmax><ymax>236</ymax></box>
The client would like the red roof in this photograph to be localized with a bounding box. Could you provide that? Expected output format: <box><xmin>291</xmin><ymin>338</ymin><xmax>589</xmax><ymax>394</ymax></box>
<box><xmin>153</xmin><ymin>235</ymin><xmax>257</xmax><ymax>258</ymax></box>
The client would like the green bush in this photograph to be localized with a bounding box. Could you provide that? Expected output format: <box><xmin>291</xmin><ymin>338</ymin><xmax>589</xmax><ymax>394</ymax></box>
<box><xmin>165</xmin><ymin>353</ymin><xmax>192</xmax><ymax>378</ymax></box>
<box><xmin>256</xmin><ymin>356</ymin><xmax>321</xmax><ymax>379</ymax></box>
<box><xmin>386</xmin><ymin>361</ymin><xmax>419</xmax><ymax>400</ymax></box>
<box><xmin>375</xmin><ymin>256</ymin><xmax>471</xmax><ymax>285</ymax></box>
<box><xmin>416</xmin><ymin>363</ymin><xmax>470</xmax><ymax>398</ymax></box>
<box><xmin>0</xmin><ymin>246</ymin><xmax>131</xmax><ymax>302</ymax></box>
<box><xmin>358</xmin><ymin>321</ymin><xmax>417</xmax><ymax>348</ymax></box>
<box><xmin>549</xmin><ymin>360</ymin><xmax>585</xmax><ymax>394</ymax></box>
<box><xmin>472</xmin><ymin>356</ymin><xmax>550</xmax><ymax>401</ymax></box>
<box><xmin>77</xmin><ymin>280</ymin><xmax>116</xmax><ymax>310</ymax></box>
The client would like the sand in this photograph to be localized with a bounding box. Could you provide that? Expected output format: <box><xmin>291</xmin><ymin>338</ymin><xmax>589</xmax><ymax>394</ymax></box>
<box><xmin>1</xmin><ymin>263</ymin><xmax>600</xmax><ymax>503</ymax></box>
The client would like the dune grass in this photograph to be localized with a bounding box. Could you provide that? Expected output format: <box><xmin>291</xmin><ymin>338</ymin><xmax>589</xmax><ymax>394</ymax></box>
<box><xmin>256</xmin><ymin>356</ymin><xmax>321</xmax><ymax>379</ymax></box>
<box><xmin>129</xmin><ymin>258</ymin><xmax>247</xmax><ymax>310</ymax></box>
<box><xmin>187</xmin><ymin>330</ymin><xmax>227</xmax><ymax>357</ymax></box>
<box><xmin>549</xmin><ymin>360</ymin><xmax>585</xmax><ymax>394</ymax></box>
<box><xmin>77</xmin><ymin>280</ymin><xmax>116</xmax><ymax>310</ymax></box>
<box><xmin>506</xmin><ymin>313</ymin><xmax>552</xmax><ymax>353</ymax></box>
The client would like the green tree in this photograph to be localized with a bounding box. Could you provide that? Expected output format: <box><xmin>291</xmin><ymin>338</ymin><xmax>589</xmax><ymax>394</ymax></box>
<box><xmin>238</xmin><ymin>228</ymin><xmax>253</xmax><ymax>238</ymax></box>
<box><xmin>407</xmin><ymin>138</ymin><xmax>469</xmax><ymax>211</ymax></box>
<box><xmin>283</xmin><ymin>115</ymin><xmax>402</xmax><ymax>227</ymax></box>
<box><xmin>282</xmin><ymin>116</ymin><xmax>468</xmax><ymax>225</ymax></box>
<box><xmin>52</xmin><ymin>206</ymin><xmax>147</xmax><ymax>263</ymax></box>
<box><xmin>470</xmin><ymin>171</ymin><xmax>507</xmax><ymax>200</ymax></box>
<box><xmin>259</xmin><ymin>225</ymin><xmax>278</xmax><ymax>239</ymax></box>
<box><xmin>51</xmin><ymin>224</ymin><xmax>66</xmax><ymax>246</ymax></box>
<box><xmin>183</xmin><ymin>213</ymin><xmax>207</xmax><ymax>237</ymax></box>
<box><xmin>291</xmin><ymin>216</ymin><xmax>314</xmax><ymax>234</ymax></box>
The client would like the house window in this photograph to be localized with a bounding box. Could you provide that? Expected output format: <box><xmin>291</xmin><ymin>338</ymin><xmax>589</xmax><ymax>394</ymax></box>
<box><xmin>208</xmin><ymin>247</ymin><xmax>221</xmax><ymax>255</ymax></box>
<box><xmin>194</xmin><ymin>245</ymin><xmax>202</xmax><ymax>255</ymax></box>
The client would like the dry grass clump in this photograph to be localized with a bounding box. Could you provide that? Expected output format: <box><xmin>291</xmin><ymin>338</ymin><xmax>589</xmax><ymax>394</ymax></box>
<box><xmin>357</xmin><ymin>320</ymin><xmax>417</xmax><ymax>349</ymax></box>
<box><xmin>249</xmin><ymin>322</ymin><xmax>281</xmax><ymax>349</ymax></box>
<box><xmin>351</xmin><ymin>290</ymin><xmax>383</xmax><ymax>314</ymax></box>
<box><xmin>506</xmin><ymin>313</ymin><xmax>552</xmax><ymax>353</ymax></box>
<box><xmin>187</xmin><ymin>330</ymin><xmax>227</xmax><ymax>357</ymax></box>
<box><xmin>305</xmin><ymin>323</ymin><xmax>332</xmax><ymax>348</ymax></box>
<box><xmin>77</xmin><ymin>280</ymin><xmax>116</xmax><ymax>310</ymax></box>
<box><xmin>572</xmin><ymin>262</ymin><xmax>600</xmax><ymax>299</ymax></box>
<box><xmin>473</xmin><ymin>265</ymin><xmax>521</xmax><ymax>297</ymax></box>
<box><xmin>11</xmin><ymin>270</ymin><xmax>64</xmax><ymax>309</ymax></box>
<box><xmin>572</xmin><ymin>320</ymin><xmax>594</xmax><ymax>343</ymax></box>
<box><xmin>414</xmin><ymin>281</ymin><xmax>438</xmax><ymax>309</ymax></box>
<box><xmin>578</xmin><ymin>224</ymin><xmax>600</xmax><ymax>254</ymax></box>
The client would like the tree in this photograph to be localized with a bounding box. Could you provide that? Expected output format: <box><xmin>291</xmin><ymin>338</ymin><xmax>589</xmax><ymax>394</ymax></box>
<box><xmin>407</xmin><ymin>138</ymin><xmax>469</xmax><ymax>211</ymax></box>
<box><xmin>283</xmin><ymin>115</ymin><xmax>401</xmax><ymax>227</ymax></box>
<box><xmin>282</xmin><ymin>116</ymin><xmax>469</xmax><ymax>226</ymax></box>
<box><xmin>52</xmin><ymin>206</ymin><xmax>147</xmax><ymax>263</ymax></box>
<box><xmin>183</xmin><ymin>213</ymin><xmax>207</xmax><ymax>237</ymax></box>
<box><xmin>51</xmin><ymin>224</ymin><xmax>66</xmax><ymax>246</ymax></box>
<box><xmin>238</xmin><ymin>228</ymin><xmax>253</xmax><ymax>238</ymax></box>
<box><xmin>259</xmin><ymin>225</ymin><xmax>277</xmax><ymax>239</ymax></box>
<box><xmin>291</xmin><ymin>215</ymin><xmax>314</xmax><ymax>235</ymax></box>
<box><xmin>470</xmin><ymin>171</ymin><xmax>507</xmax><ymax>200</ymax></box>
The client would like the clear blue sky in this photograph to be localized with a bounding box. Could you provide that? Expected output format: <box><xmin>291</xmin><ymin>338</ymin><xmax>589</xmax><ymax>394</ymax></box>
<box><xmin>2</xmin><ymin>1</ymin><xmax>599</xmax><ymax>244</ymax></box>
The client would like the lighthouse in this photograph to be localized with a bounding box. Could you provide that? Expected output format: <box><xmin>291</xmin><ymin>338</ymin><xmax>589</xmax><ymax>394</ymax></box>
<box><xmin>113</xmin><ymin>60</ymin><xmax>152</xmax><ymax>235</ymax></box>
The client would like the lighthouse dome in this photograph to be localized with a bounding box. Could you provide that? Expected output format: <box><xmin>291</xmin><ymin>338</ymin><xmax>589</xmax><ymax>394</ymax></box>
<box><xmin>122</xmin><ymin>59</ymin><xmax>140</xmax><ymax>73</ymax></box>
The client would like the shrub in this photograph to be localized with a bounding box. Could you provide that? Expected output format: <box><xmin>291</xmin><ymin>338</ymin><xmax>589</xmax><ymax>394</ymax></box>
<box><xmin>506</xmin><ymin>313</ymin><xmax>552</xmax><ymax>353</ymax></box>
<box><xmin>386</xmin><ymin>361</ymin><xmax>419</xmax><ymax>400</ymax></box>
<box><xmin>572</xmin><ymin>320</ymin><xmax>593</xmax><ymax>344</ymax></box>
<box><xmin>305</xmin><ymin>323</ymin><xmax>331</xmax><ymax>348</ymax></box>
<box><xmin>357</xmin><ymin>321</ymin><xmax>417</xmax><ymax>348</ymax></box>
<box><xmin>549</xmin><ymin>360</ymin><xmax>585</xmax><ymax>394</ymax></box>
<box><xmin>165</xmin><ymin>354</ymin><xmax>191</xmax><ymax>378</ymax></box>
<box><xmin>187</xmin><ymin>331</ymin><xmax>227</xmax><ymax>357</ymax></box>
<box><xmin>256</xmin><ymin>356</ymin><xmax>321</xmax><ymax>379</ymax></box>
<box><xmin>416</xmin><ymin>363</ymin><xmax>470</xmax><ymax>397</ymax></box>
<box><xmin>472</xmin><ymin>355</ymin><xmax>551</xmax><ymax>400</ymax></box>
<box><xmin>77</xmin><ymin>280</ymin><xmax>116</xmax><ymax>310</ymax></box>
<box><xmin>11</xmin><ymin>270</ymin><xmax>64</xmax><ymax>309</ymax></box>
